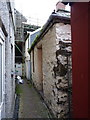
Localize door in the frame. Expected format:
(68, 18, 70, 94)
(37, 47, 43, 92)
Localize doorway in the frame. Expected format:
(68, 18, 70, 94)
(37, 46, 43, 92)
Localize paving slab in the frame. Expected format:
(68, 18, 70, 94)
(18, 79, 51, 118)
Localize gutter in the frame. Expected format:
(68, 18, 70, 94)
(28, 13, 70, 54)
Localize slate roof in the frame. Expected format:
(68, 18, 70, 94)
(30, 28, 41, 45)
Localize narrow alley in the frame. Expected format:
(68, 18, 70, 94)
(18, 79, 52, 118)
(1, 0, 89, 119)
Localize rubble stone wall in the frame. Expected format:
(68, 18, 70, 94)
(31, 40, 43, 91)
(52, 23, 72, 118)
(31, 23, 72, 118)
(42, 23, 72, 118)
(42, 25, 56, 109)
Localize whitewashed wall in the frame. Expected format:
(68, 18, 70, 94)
(0, 1, 15, 119)
(31, 23, 72, 118)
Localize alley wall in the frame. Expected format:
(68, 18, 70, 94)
(31, 22, 72, 118)
(0, 1, 15, 118)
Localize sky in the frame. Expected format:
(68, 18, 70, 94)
(15, 0, 70, 26)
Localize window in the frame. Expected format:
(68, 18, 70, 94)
(0, 42, 2, 104)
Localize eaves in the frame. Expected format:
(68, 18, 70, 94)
(28, 14, 70, 54)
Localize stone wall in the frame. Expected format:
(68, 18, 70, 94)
(52, 23, 72, 118)
(42, 25, 56, 109)
(0, 1, 15, 118)
(31, 40, 43, 91)
(31, 23, 72, 118)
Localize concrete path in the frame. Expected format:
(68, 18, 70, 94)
(18, 79, 51, 118)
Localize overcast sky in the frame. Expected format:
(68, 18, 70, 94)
(15, 0, 70, 26)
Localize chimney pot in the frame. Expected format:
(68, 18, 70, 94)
(56, 1, 65, 11)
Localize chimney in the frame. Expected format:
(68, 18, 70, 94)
(56, 1, 65, 11)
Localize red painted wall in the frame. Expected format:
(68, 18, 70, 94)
(89, 3, 90, 118)
(71, 3, 89, 118)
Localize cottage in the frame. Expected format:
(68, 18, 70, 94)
(0, 0, 15, 119)
(25, 28, 41, 80)
(29, 3, 72, 118)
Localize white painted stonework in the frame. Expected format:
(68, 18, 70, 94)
(31, 23, 72, 118)
(0, 1, 15, 119)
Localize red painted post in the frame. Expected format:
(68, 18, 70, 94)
(71, 2, 90, 118)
